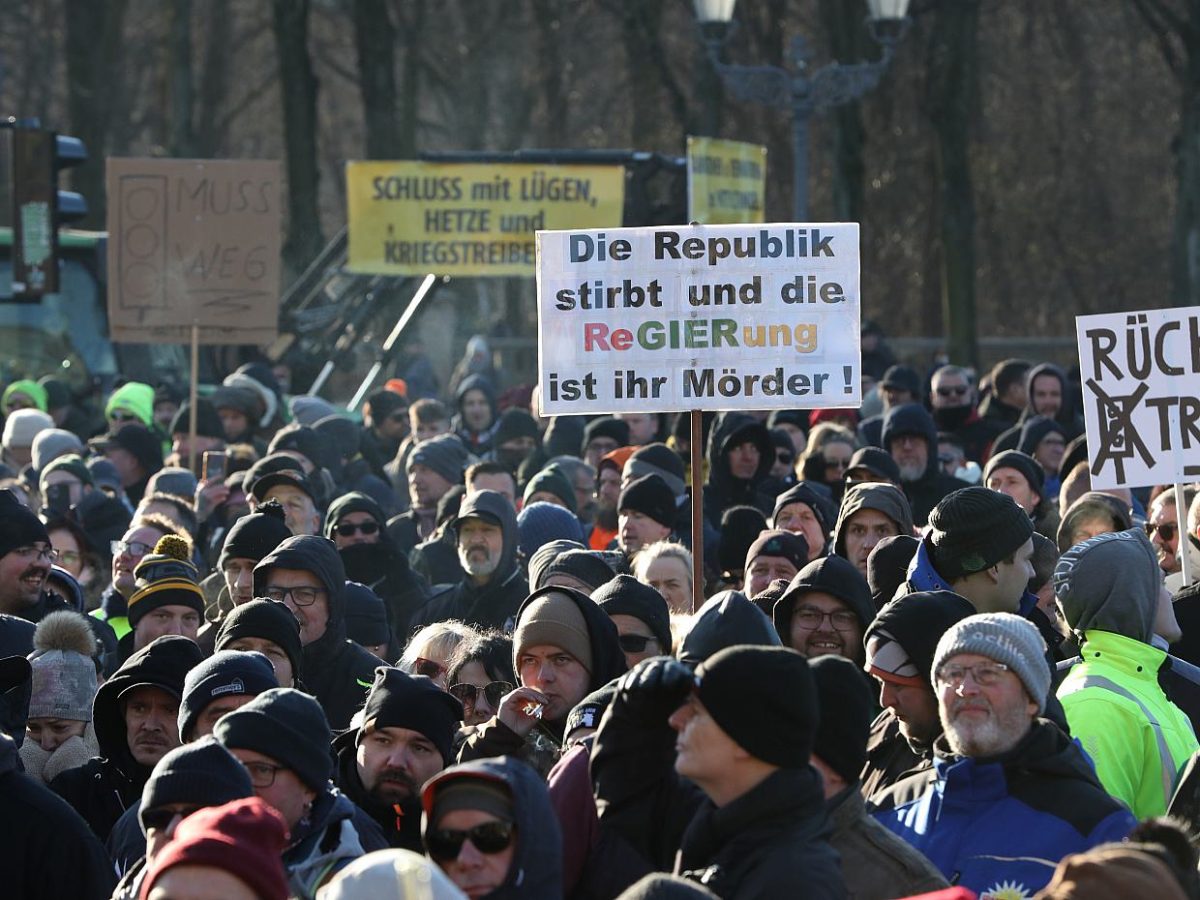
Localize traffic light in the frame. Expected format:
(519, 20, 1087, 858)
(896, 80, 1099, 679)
(2, 118, 88, 298)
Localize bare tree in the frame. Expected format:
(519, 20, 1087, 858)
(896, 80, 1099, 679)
(354, 0, 400, 158)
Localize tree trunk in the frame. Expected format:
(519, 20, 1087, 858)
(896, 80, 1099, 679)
(353, 0, 400, 158)
(168, 0, 196, 157)
(194, 0, 232, 157)
(819, 0, 867, 222)
(927, 0, 979, 368)
(63, 0, 129, 228)
(1173, 39, 1200, 305)
(272, 0, 324, 276)
(395, 0, 424, 158)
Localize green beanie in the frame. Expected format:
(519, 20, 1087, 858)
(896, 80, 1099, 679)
(105, 382, 155, 427)
(3, 380, 48, 414)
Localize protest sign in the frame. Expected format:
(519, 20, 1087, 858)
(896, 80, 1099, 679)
(1076, 306, 1200, 489)
(345, 162, 625, 277)
(536, 222, 860, 416)
(106, 158, 281, 344)
(687, 137, 767, 225)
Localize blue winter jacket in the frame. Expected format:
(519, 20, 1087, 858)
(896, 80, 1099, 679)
(869, 720, 1135, 897)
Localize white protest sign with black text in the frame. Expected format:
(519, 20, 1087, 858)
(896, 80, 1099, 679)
(536, 223, 860, 416)
(1076, 306, 1200, 489)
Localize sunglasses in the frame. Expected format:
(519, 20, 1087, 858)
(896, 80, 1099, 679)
(935, 385, 970, 398)
(335, 521, 379, 538)
(109, 411, 140, 423)
(617, 634, 657, 653)
(449, 681, 514, 709)
(776, 452, 794, 465)
(141, 805, 200, 832)
(414, 657, 446, 679)
(1146, 522, 1178, 541)
(426, 820, 516, 861)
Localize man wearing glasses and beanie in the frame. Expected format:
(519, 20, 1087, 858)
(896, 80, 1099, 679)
(870, 612, 1135, 898)
(334, 667, 462, 850)
(215, 687, 386, 894)
(253, 534, 383, 729)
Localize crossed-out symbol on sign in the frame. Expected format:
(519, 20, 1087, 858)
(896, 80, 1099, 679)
(1085, 379, 1154, 484)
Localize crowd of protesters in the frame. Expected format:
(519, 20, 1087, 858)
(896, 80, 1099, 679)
(0, 335, 1199, 899)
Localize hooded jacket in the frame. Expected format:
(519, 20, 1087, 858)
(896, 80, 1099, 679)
(773, 556, 875, 648)
(1019, 362, 1084, 439)
(702, 413, 774, 529)
(880, 404, 969, 526)
(1055, 529, 1200, 818)
(49, 635, 203, 841)
(452, 373, 500, 453)
(327, 492, 430, 651)
(871, 720, 1135, 898)
(0, 732, 116, 899)
(409, 490, 528, 633)
(832, 482, 914, 559)
(284, 785, 388, 895)
(459, 585, 627, 765)
(253, 536, 384, 730)
(423, 757, 563, 900)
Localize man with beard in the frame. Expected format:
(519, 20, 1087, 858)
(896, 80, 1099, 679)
(325, 492, 428, 654)
(387, 434, 470, 555)
(832, 482, 914, 578)
(881, 403, 969, 526)
(772, 555, 874, 666)
(588, 447, 634, 551)
(408, 490, 527, 633)
(928, 365, 1001, 463)
(870, 613, 1135, 898)
(334, 668, 462, 849)
(50, 635, 203, 841)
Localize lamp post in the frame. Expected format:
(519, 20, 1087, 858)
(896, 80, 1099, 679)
(694, 0, 911, 221)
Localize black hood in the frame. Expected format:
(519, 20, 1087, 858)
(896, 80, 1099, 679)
(771, 481, 836, 538)
(323, 491, 386, 537)
(864, 589, 976, 683)
(93, 635, 203, 778)
(453, 489, 520, 591)
(774, 555, 875, 640)
(705, 412, 773, 492)
(880, 403, 939, 480)
(1024, 362, 1077, 428)
(0, 655, 30, 749)
(422, 756, 562, 900)
(677, 590, 781, 668)
(833, 482, 915, 557)
(514, 585, 628, 693)
(254, 534, 349, 651)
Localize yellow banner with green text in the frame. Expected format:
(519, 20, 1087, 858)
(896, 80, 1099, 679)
(346, 161, 626, 276)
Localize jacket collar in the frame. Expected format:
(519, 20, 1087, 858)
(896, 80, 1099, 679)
(1078, 629, 1168, 678)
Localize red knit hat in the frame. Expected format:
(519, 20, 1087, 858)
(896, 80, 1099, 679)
(139, 797, 290, 900)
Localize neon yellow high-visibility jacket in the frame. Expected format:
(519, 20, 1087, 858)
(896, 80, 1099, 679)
(1058, 629, 1199, 818)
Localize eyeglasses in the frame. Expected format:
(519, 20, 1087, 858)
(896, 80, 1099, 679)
(1146, 522, 1178, 541)
(241, 761, 288, 788)
(425, 820, 517, 861)
(57, 550, 82, 567)
(617, 634, 658, 653)
(776, 452, 794, 466)
(334, 521, 380, 538)
(109, 411, 140, 423)
(935, 661, 1011, 689)
(262, 585, 325, 607)
(141, 805, 200, 832)
(824, 459, 849, 471)
(792, 606, 859, 631)
(112, 540, 153, 558)
(449, 680, 514, 709)
(414, 657, 446, 679)
(11, 545, 59, 564)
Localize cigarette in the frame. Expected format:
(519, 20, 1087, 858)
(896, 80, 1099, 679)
(522, 701, 544, 719)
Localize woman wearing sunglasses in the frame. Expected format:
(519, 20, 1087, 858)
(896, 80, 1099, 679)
(446, 631, 517, 728)
(422, 757, 561, 899)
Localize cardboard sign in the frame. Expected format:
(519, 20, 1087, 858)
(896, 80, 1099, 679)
(345, 161, 625, 276)
(537, 223, 860, 415)
(687, 136, 767, 225)
(106, 158, 281, 344)
(1076, 306, 1200, 489)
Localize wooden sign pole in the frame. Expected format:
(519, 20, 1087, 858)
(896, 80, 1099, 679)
(188, 323, 199, 473)
(690, 409, 704, 613)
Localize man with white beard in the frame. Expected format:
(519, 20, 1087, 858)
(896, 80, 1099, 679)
(408, 490, 527, 633)
(869, 613, 1135, 899)
(880, 403, 969, 527)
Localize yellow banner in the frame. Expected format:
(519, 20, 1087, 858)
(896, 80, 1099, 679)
(346, 162, 626, 276)
(687, 136, 767, 225)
